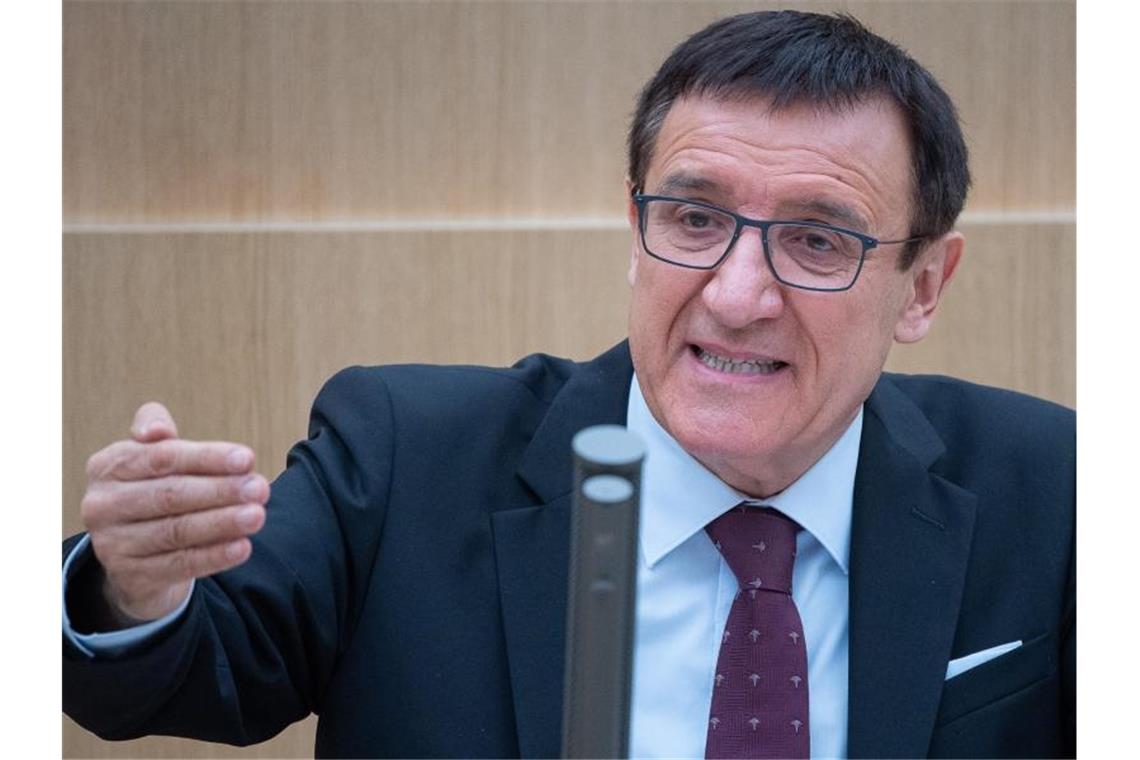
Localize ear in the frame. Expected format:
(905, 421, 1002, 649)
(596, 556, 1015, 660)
(894, 231, 964, 344)
(625, 178, 641, 287)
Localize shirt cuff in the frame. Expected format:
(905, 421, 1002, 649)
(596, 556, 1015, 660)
(62, 534, 194, 658)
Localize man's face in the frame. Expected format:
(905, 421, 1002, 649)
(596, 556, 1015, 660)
(626, 94, 961, 497)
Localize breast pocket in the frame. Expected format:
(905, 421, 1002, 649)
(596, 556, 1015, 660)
(934, 630, 1057, 726)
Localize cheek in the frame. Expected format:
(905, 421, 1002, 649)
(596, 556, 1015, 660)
(629, 288, 673, 371)
(630, 261, 696, 334)
(798, 297, 892, 384)
(628, 266, 709, 393)
(627, 241, 639, 288)
(627, 266, 664, 372)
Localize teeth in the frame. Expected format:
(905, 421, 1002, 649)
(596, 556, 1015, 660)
(697, 348, 783, 375)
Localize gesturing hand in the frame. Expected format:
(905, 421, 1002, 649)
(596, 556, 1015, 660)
(80, 402, 269, 623)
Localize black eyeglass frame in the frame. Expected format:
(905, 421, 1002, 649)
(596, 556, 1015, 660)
(632, 193, 928, 292)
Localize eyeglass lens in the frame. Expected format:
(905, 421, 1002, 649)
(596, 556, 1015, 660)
(641, 198, 864, 289)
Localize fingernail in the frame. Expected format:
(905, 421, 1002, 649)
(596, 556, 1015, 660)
(227, 448, 251, 471)
(225, 540, 247, 561)
(241, 475, 263, 501)
(237, 505, 262, 530)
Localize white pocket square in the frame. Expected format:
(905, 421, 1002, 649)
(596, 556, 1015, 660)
(945, 640, 1023, 680)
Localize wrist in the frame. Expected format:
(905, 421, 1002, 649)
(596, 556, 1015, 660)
(101, 576, 191, 628)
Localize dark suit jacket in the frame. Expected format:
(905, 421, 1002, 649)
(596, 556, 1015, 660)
(63, 340, 1075, 758)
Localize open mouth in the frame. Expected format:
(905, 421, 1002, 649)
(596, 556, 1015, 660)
(692, 345, 787, 375)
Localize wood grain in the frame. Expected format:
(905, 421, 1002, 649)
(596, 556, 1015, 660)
(63, 715, 318, 760)
(884, 221, 1077, 404)
(61, 227, 634, 538)
(64, 0, 1074, 222)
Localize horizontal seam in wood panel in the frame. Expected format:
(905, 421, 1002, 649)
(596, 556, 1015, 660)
(62, 210, 1076, 235)
(63, 218, 630, 235)
(957, 210, 1076, 225)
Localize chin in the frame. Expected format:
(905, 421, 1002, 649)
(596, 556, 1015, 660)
(664, 403, 782, 465)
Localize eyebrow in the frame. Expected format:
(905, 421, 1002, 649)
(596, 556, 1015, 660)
(653, 172, 727, 198)
(780, 199, 871, 234)
(650, 172, 872, 235)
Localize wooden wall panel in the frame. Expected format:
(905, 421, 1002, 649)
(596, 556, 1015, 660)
(62, 715, 317, 760)
(64, 0, 1074, 222)
(884, 221, 1076, 404)
(62, 228, 634, 539)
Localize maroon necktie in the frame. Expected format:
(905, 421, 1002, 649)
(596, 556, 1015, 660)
(704, 505, 810, 759)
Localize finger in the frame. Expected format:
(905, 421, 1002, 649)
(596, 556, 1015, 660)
(84, 473, 269, 525)
(130, 402, 179, 442)
(87, 439, 255, 482)
(102, 502, 266, 558)
(111, 538, 254, 588)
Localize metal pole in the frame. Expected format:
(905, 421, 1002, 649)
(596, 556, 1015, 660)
(561, 425, 646, 759)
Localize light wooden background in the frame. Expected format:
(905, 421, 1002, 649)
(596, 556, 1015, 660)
(63, 1, 1075, 757)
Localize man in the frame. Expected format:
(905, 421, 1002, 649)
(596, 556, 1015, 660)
(63, 10, 1075, 758)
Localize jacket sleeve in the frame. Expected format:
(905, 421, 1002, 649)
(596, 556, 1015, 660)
(62, 366, 394, 746)
(63, 534, 195, 657)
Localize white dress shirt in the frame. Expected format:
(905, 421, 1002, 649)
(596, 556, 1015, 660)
(627, 375, 859, 759)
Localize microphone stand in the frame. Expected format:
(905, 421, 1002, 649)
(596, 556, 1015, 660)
(560, 424, 646, 759)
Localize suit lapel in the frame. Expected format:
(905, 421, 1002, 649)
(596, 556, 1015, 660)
(491, 496, 573, 759)
(490, 341, 633, 758)
(846, 376, 978, 758)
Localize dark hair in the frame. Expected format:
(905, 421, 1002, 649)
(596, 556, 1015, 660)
(627, 11, 970, 268)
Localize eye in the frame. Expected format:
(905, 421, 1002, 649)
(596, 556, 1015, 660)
(800, 231, 837, 253)
(772, 224, 862, 267)
(678, 208, 716, 230)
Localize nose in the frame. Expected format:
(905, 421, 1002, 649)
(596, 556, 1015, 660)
(700, 226, 785, 328)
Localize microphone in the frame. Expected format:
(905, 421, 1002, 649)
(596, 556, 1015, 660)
(561, 424, 646, 759)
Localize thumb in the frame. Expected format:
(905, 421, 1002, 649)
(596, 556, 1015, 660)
(130, 401, 179, 443)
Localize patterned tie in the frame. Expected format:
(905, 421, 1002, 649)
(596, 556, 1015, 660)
(704, 505, 809, 759)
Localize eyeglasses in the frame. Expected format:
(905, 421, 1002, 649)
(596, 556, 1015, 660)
(632, 194, 927, 292)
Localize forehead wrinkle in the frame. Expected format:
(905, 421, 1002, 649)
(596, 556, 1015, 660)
(655, 136, 892, 203)
(647, 100, 910, 234)
(742, 124, 912, 232)
(654, 161, 878, 233)
(655, 171, 724, 197)
(746, 143, 896, 216)
(658, 114, 895, 192)
(772, 194, 871, 233)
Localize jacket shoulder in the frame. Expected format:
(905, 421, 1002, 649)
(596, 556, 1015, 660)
(309, 351, 585, 469)
(880, 372, 1074, 473)
(319, 350, 578, 420)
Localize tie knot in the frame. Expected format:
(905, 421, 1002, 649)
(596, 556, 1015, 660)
(706, 505, 799, 595)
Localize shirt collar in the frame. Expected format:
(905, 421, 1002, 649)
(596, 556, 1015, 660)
(627, 374, 859, 575)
